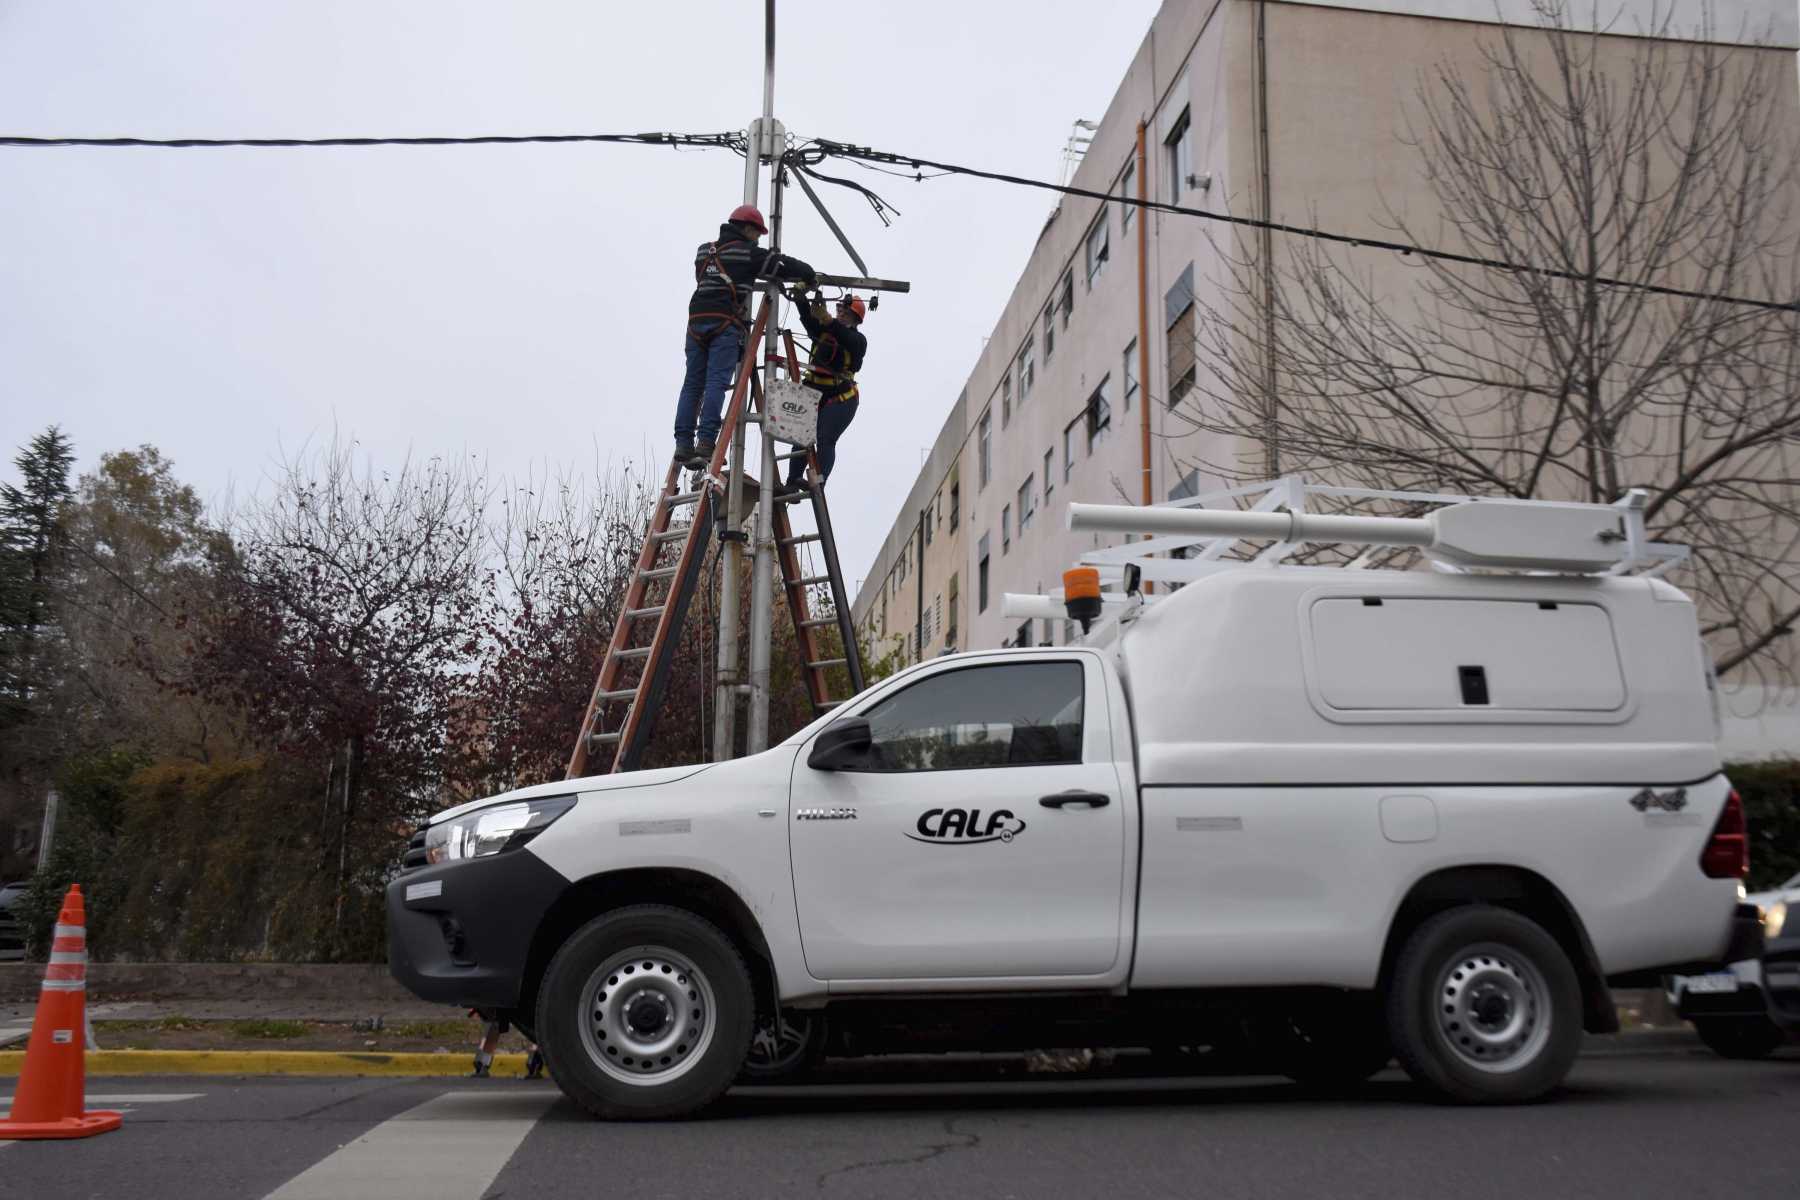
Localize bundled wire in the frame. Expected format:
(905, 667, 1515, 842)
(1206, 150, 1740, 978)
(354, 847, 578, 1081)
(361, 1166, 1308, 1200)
(0, 131, 744, 150)
(806, 138, 1800, 315)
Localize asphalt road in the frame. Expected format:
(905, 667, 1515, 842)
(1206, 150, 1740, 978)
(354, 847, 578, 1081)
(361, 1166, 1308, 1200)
(5, 1044, 1798, 1200)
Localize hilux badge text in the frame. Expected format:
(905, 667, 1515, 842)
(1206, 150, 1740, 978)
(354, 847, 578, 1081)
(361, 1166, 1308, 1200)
(908, 808, 1027, 845)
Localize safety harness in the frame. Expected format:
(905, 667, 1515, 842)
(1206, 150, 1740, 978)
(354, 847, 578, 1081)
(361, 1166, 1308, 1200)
(687, 241, 745, 344)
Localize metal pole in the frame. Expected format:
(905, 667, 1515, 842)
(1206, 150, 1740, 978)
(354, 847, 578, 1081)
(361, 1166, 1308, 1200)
(714, 115, 765, 761)
(745, 0, 781, 754)
(36, 789, 58, 870)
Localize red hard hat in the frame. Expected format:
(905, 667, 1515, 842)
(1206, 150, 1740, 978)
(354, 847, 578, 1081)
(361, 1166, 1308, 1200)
(838, 294, 867, 322)
(729, 204, 768, 234)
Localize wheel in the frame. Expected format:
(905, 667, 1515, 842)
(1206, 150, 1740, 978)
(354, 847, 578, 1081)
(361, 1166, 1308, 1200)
(739, 1010, 828, 1083)
(1269, 998, 1393, 1090)
(1386, 906, 1582, 1104)
(1693, 1016, 1785, 1060)
(535, 904, 754, 1120)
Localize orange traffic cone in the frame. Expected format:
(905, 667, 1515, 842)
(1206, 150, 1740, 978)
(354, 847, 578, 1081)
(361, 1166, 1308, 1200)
(0, 885, 121, 1140)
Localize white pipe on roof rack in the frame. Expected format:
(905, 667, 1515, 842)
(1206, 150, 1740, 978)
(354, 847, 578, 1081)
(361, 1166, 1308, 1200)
(1067, 503, 1432, 547)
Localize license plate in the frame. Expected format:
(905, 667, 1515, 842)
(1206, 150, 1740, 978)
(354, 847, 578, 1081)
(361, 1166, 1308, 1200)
(1685, 973, 1740, 994)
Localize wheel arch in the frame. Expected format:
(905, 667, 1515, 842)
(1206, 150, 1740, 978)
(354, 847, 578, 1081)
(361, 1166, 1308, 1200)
(1377, 864, 1618, 1034)
(518, 867, 780, 1034)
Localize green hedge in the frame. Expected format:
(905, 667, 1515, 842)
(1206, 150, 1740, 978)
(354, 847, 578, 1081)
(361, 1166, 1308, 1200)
(1731, 759, 1800, 893)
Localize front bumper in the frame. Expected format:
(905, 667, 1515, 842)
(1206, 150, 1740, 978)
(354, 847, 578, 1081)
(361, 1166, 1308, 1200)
(386, 848, 567, 1010)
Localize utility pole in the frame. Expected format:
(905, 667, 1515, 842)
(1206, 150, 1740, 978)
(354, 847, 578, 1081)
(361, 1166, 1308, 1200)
(715, 0, 784, 759)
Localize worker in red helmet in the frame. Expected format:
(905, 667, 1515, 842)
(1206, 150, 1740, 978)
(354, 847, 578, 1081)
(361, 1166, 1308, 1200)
(776, 289, 868, 500)
(674, 204, 817, 468)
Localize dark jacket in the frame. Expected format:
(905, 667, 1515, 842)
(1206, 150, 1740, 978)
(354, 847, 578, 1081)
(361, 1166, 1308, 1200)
(688, 224, 815, 328)
(798, 299, 868, 402)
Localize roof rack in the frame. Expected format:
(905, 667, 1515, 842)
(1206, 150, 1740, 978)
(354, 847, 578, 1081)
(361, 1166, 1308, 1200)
(1001, 477, 1689, 634)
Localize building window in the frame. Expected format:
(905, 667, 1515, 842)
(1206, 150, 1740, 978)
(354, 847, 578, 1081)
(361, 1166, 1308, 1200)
(1017, 338, 1035, 401)
(1018, 475, 1036, 531)
(978, 409, 992, 487)
(1062, 422, 1075, 483)
(1165, 107, 1192, 205)
(1165, 264, 1197, 409)
(1000, 372, 1012, 427)
(1043, 303, 1056, 362)
(978, 535, 990, 612)
(1120, 160, 1136, 233)
(1169, 468, 1201, 502)
(1085, 216, 1110, 287)
(1043, 449, 1054, 500)
(1059, 271, 1074, 328)
(949, 479, 960, 531)
(1086, 377, 1112, 453)
(1123, 339, 1139, 411)
(1002, 504, 1012, 553)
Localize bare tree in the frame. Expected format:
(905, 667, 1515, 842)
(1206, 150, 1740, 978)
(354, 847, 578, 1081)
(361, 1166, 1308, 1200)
(1180, 2, 1800, 682)
(196, 440, 492, 955)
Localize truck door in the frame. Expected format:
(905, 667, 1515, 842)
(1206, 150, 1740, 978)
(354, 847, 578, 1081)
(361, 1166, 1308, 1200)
(790, 656, 1127, 981)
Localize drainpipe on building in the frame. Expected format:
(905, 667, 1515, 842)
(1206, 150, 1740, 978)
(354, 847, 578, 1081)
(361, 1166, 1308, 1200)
(914, 507, 926, 661)
(1254, 1, 1281, 477)
(1136, 119, 1155, 595)
(1136, 119, 1153, 509)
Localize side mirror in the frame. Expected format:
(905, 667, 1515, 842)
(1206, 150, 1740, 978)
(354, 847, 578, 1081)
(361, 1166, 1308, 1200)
(808, 717, 873, 771)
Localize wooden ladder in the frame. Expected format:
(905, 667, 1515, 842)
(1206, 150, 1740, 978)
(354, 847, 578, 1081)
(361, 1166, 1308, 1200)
(564, 303, 865, 776)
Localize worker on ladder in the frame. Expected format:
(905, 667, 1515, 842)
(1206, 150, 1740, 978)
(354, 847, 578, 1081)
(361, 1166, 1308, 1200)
(775, 289, 868, 501)
(675, 204, 817, 468)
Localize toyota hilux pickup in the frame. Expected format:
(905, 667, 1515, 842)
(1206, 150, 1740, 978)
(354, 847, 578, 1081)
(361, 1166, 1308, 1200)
(388, 495, 1761, 1118)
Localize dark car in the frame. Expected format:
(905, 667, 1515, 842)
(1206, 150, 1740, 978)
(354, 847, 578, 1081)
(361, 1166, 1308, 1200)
(1667, 874, 1798, 1058)
(0, 880, 27, 963)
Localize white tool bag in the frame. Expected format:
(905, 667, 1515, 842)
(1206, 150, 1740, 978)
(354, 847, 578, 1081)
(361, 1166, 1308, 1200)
(763, 378, 819, 447)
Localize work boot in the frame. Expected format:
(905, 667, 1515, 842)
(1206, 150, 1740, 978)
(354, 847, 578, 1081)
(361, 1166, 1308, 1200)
(692, 440, 716, 467)
(469, 1059, 491, 1079)
(774, 480, 810, 504)
(525, 1048, 545, 1079)
(673, 439, 696, 466)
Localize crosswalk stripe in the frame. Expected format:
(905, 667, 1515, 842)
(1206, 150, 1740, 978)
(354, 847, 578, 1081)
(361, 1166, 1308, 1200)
(1, 1091, 202, 1119)
(0, 1093, 202, 1105)
(261, 1090, 556, 1200)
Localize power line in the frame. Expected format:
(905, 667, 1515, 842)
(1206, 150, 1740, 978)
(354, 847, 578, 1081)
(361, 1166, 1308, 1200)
(0, 131, 743, 150)
(802, 139, 1800, 315)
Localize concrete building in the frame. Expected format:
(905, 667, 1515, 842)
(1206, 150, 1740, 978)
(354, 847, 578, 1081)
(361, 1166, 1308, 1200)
(849, 0, 1800, 756)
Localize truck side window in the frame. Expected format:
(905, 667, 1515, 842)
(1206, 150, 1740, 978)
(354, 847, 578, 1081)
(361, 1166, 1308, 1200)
(860, 662, 1084, 772)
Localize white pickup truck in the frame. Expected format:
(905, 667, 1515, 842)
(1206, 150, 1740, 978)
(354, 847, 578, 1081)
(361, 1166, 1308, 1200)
(388, 491, 1761, 1118)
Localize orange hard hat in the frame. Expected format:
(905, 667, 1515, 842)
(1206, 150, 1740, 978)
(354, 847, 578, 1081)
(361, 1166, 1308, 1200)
(729, 204, 768, 234)
(838, 294, 867, 322)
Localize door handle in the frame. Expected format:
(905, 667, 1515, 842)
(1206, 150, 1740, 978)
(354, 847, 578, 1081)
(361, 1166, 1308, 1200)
(1039, 790, 1111, 809)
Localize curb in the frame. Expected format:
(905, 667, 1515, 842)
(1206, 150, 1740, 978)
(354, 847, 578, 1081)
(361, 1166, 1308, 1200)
(0, 1050, 533, 1079)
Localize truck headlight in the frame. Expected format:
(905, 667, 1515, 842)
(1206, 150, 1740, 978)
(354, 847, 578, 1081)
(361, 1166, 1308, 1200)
(425, 795, 576, 864)
(1764, 900, 1787, 941)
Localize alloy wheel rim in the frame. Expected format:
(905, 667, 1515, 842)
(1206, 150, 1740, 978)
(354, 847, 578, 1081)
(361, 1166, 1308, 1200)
(746, 1012, 816, 1072)
(578, 945, 716, 1086)
(1433, 941, 1552, 1073)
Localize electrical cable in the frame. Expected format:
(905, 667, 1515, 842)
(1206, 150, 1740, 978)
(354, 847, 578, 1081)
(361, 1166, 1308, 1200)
(0, 131, 743, 150)
(807, 138, 1800, 315)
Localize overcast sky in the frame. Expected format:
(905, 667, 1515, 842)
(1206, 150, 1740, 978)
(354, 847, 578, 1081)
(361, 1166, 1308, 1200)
(0, 0, 1164, 590)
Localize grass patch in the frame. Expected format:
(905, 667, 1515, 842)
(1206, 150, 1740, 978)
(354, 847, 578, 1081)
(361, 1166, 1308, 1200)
(386, 1019, 475, 1041)
(229, 1019, 309, 1040)
(94, 1015, 207, 1033)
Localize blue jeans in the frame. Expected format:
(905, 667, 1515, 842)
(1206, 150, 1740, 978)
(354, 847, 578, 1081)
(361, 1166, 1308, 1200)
(787, 396, 859, 486)
(674, 319, 743, 445)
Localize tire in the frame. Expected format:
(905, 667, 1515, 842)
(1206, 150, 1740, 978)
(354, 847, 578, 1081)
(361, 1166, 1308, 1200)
(536, 904, 754, 1120)
(1386, 905, 1582, 1104)
(1270, 998, 1393, 1091)
(738, 1010, 828, 1084)
(1693, 1016, 1785, 1060)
